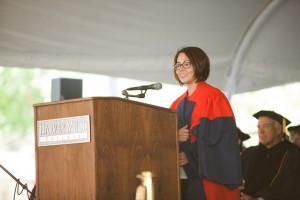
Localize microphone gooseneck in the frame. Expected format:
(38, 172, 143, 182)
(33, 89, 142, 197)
(122, 82, 162, 99)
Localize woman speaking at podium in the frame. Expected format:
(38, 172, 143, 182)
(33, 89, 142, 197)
(170, 46, 242, 200)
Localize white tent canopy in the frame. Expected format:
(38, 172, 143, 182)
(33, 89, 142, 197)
(0, 0, 299, 98)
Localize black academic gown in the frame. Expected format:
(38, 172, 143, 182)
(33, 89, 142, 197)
(241, 140, 300, 200)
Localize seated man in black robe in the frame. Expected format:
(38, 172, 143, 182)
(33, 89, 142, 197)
(288, 124, 300, 148)
(240, 110, 300, 200)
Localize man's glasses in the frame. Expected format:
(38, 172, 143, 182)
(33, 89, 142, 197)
(257, 124, 274, 130)
(174, 61, 192, 71)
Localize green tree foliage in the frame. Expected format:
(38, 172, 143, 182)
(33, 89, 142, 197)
(0, 67, 45, 137)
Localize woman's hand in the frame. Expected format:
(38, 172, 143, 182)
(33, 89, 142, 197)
(178, 125, 189, 142)
(240, 192, 257, 200)
(179, 152, 188, 166)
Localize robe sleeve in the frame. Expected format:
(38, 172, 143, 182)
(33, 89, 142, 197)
(192, 90, 242, 187)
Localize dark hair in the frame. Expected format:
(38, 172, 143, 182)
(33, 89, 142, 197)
(173, 46, 210, 85)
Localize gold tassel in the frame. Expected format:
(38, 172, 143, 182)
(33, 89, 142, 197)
(282, 118, 286, 133)
(282, 118, 288, 140)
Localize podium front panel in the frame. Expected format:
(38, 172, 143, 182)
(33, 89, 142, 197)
(34, 97, 180, 200)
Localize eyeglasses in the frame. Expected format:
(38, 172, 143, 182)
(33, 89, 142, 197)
(258, 124, 274, 129)
(174, 61, 192, 71)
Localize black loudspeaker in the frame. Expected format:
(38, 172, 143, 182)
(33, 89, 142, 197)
(51, 78, 82, 101)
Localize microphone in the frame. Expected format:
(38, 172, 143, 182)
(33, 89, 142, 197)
(125, 83, 162, 91)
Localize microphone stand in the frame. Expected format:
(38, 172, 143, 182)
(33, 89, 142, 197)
(0, 163, 35, 198)
(122, 90, 146, 99)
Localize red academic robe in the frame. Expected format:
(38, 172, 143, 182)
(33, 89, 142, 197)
(170, 82, 242, 200)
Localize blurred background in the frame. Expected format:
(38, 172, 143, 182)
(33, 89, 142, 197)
(1, 0, 300, 199)
(0, 67, 299, 199)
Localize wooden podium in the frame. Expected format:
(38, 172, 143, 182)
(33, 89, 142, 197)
(34, 97, 180, 200)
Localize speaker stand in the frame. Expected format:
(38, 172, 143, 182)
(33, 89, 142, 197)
(0, 163, 35, 199)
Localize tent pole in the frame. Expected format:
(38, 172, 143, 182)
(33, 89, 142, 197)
(224, 0, 285, 100)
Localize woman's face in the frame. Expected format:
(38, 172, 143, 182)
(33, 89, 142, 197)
(175, 52, 196, 85)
